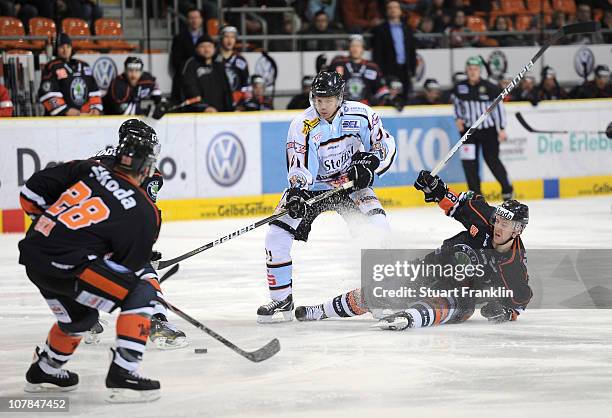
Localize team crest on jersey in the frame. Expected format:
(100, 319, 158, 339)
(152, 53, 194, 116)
(70, 77, 87, 106)
(147, 180, 159, 201)
(302, 117, 320, 135)
(346, 76, 365, 100)
(469, 225, 479, 237)
(342, 119, 360, 132)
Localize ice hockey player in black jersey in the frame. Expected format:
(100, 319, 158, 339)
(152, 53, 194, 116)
(88, 119, 187, 349)
(38, 33, 103, 116)
(295, 170, 532, 331)
(103, 57, 163, 116)
(18, 130, 163, 402)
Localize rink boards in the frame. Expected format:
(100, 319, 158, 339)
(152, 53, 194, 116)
(0, 99, 610, 232)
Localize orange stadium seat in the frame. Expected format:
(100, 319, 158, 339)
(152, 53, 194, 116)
(28, 17, 56, 50)
(466, 16, 499, 46)
(515, 15, 534, 31)
(592, 8, 603, 22)
(207, 18, 219, 37)
(0, 16, 35, 51)
(94, 18, 136, 51)
(552, 0, 576, 14)
(500, 0, 528, 14)
(527, 0, 552, 13)
(62, 18, 102, 50)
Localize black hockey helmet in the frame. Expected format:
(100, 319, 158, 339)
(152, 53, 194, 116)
(117, 119, 160, 157)
(114, 132, 158, 180)
(494, 199, 529, 231)
(311, 70, 345, 99)
(124, 56, 144, 72)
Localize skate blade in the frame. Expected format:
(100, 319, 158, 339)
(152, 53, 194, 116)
(257, 310, 294, 324)
(152, 336, 189, 350)
(371, 317, 410, 331)
(24, 382, 78, 393)
(106, 388, 161, 403)
(84, 333, 101, 345)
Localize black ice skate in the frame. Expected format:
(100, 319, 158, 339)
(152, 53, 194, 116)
(373, 311, 414, 331)
(295, 304, 328, 321)
(257, 294, 294, 323)
(105, 349, 160, 403)
(24, 347, 79, 393)
(149, 314, 188, 350)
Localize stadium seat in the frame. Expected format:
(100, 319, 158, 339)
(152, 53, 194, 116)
(552, 0, 576, 14)
(500, 0, 528, 14)
(207, 18, 219, 37)
(526, 0, 552, 13)
(515, 15, 534, 31)
(0, 16, 35, 51)
(466, 16, 499, 47)
(28, 17, 56, 50)
(94, 18, 136, 51)
(62, 18, 103, 50)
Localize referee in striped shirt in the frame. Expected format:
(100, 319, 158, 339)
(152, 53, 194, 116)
(451, 56, 513, 201)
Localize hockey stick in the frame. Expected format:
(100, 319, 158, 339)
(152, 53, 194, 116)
(154, 181, 354, 270)
(515, 112, 606, 135)
(168, 96, 201, 112)
(161, 298, 281, 362)
(430, 20, 601, 177)
(159, 263, 180, 284)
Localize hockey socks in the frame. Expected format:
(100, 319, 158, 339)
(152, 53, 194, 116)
(323, 289, 369, 318)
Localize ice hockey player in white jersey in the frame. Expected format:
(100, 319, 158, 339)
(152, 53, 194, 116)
(257, 70, 397, 323)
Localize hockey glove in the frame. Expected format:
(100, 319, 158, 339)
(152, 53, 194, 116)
(151, 250, 162, 262)
(480, 301, 515, 323)
(347, 152, 380, 191)
(152, 100, 169, 120)
(414, 170, 447, 203)
(285, 188, 310, 219)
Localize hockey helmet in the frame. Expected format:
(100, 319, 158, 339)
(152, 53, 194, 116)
(114, 131, 158, 180)
(493, 199, 529, 231)
(117, 119, 160, 158)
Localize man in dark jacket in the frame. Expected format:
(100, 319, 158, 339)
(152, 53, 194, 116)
(170, 8, 206, 101)
(181, 35, 233, 112)
(371, 0, 417, 96)
(570, 65, 611, 99)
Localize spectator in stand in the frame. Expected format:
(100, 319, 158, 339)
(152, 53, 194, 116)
(372, 0, 417, 95)
(415, 16, 440, 48)
(237, 74, 273, 111)
(377, 76, 405, 110)
(411, 78, 445, 105)
(340, 0, 383, 32)
(170, 8, 206, 101)
(300, 10, 340, 51)
(287, 75, 314, 109)
(493, 16, 522, 47)
(534, 66, 568, 101)
(0, 1, 39, 27)
(570, 65, 612, 99)
(417, 0, 451, 32)
(0, 84, 13, 117)
(509, 72, 536, 102)
(447, 0, 473, 16)
(53, 0, 103, 27)
(570, 4, 604, 44)
(600, 10, 612, 44)
(306, 0, 338, 23)
(546, 11, 571, 45)
(446, 9, 470, 48)
(38, 33, 103, 116)
(181, 35, 233, 112)
(330, 34, 387, 105)
(225, 0, 286, 43)
(217, 26, 250, 107)
(103, 57, 162, 116)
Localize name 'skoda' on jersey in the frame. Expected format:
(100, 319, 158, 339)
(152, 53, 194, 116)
(286, 101, 396, 189)
(19, 160, 160, 275)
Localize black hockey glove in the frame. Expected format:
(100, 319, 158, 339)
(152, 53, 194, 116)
(152, 100, 169, 120)
(414, 170, 447, 203)
(285, 188, 310, 219)
(480, 302, 514, 323)
(347, 152, 380, 191)
(151, 250, 162, 262)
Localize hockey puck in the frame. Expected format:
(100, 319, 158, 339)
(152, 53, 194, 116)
(194, 348, 207, 354)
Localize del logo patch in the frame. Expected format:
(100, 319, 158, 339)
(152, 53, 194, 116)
(342, 120, 360, 131)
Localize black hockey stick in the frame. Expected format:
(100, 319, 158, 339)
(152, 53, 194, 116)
(431, 20, 601, 176)
(161, 298, 280, 362)
(159, 263, 180, 284)
(515, 112, 606, 135)
(153, 181, 354, 270)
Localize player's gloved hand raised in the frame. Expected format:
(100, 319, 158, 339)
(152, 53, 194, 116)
(151, 250, 162, 262)
(414, 170, 447, 203)
(285, 188, 310, 219)
(480, 301, 515, 323)
(347, 152, 380, 191)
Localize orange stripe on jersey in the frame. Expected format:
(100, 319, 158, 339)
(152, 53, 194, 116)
(116, 313, 150, 342)
(19, 195, 42, 216)
(48, 323, 82, 355)
(43, 97, 66, 111)
(468, 199, 491, 226)
(88, 95, 102, 105)
(147, 278, 161, 292)
(78, 268, 129, 300)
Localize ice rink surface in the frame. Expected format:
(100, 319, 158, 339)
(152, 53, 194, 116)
(1, 196, 611, 418)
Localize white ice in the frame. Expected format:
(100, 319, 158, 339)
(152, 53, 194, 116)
(1, 196, 611, 418)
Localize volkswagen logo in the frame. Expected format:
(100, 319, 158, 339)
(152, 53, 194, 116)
(574, 47, 594, 78)
(93, 56, 117, 90)
(206, 132, 246, 187)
